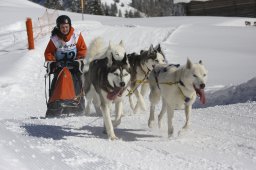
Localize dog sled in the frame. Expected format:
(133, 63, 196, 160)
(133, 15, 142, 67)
(44, 60, 85, 117)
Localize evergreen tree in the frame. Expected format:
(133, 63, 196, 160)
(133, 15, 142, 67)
(44, 0, 63, 10)
(130, 0, 176, 17)
(86, 0, 104, 15)
(128, 10, 134, 18)
(118, 9, 122, 17)
(64, 0, 80, 12)
(124, 10, 129, 18)
(133, 10, 141, 18)
(102, 3, 110, 16)
(109, 3, 118, 16)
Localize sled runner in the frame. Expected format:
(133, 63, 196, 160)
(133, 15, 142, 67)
(44, 60, 85, 117)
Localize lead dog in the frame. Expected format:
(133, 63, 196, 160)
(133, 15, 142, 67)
(148, 59, 208, 137)
(83, 38, 131, 140)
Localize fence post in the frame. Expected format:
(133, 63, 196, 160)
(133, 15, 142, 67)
(26, 18, 34, 50)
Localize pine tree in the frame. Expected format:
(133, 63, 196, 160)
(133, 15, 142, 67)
(109, 3, 118, 16)
(133, 10, 141, 18)
(118, 9, 122, 17)
(128, 10, 134, 18)
(86, 0, 104, 15)
(64, 0, 80, 12)
(44, 0, 63, 10)
(124, 10, 129, 18)
(102, 3, 110, 16)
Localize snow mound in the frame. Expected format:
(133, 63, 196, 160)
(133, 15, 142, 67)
(194, 77, 256, 108)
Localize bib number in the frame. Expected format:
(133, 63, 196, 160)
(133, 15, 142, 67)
(55, 50, 77, 61)
(61, 51, 76, 60)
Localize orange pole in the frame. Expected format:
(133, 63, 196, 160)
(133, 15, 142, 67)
(26, 18, 34, 50)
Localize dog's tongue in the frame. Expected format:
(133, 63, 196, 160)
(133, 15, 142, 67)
(195, 88, 206, 104)
(107, 87, 123, 100)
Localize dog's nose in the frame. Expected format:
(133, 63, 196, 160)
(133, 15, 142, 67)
(120, 82, 125, 87)
(200, 83, 205, 89)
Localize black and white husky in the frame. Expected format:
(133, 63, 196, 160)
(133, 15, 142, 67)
(83, 38, 131, 140)
(127, 44, 166, 113)
(148, 59, 208, 137)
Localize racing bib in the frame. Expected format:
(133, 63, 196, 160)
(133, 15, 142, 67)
(51, 31, 80, 61)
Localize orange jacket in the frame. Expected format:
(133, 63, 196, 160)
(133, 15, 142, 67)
(44, 27, 87, 61)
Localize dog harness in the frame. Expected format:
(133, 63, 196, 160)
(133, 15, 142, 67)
(153, 64, 192, 103)
(127, 69, 150, 96)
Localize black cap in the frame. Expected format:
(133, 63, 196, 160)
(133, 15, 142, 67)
(56, 15, 71, 29)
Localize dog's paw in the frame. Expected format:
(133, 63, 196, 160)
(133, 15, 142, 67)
(134, 104, 140, 114)
(148, 120, 154, 128)
(112, 119, 121, 127)
(182, 123, 190, 129)
(109, 136, 119, 140)
(158, 121, 162, 129)
(168, 127, 174, 138)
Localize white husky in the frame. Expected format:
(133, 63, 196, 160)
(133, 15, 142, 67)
(83, 37, 131, 140)
(148, 59, 208, 137)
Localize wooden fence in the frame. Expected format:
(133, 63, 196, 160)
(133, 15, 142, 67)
(185, 0, 256, 17)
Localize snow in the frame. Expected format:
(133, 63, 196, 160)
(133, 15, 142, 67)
(0, 0, 256, 169)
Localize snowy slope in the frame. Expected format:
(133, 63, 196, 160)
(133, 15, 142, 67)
(0, 0, 256, 170)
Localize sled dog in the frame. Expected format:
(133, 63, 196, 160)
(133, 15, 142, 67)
(148, 59, 208, 137)
(83, 38, 131, 140)
(127, 44, 166, 113)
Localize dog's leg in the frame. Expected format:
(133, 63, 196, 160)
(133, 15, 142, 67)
(148, 87, 161, 128)
(112, 101, 123, 127)
(178, 105, 192, 136)
(93, 100, 102, 115)
(101, 103, 118, 140)
(167, 105, 174, 137)
(140, 83, 149, 96)
(183, 105, 191, 129)
(148, 104, 155, 128)
(85, 99, 91, 116)
(129, 94, 135, 111)
(134, 89, 146, 113)
(84, 86, 93, 116)
(158, 99, 167, 128)
(93, 91, 102, 115)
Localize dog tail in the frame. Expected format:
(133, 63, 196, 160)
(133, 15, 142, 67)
(88, 37, 105, 62)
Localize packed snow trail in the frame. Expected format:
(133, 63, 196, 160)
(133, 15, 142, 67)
(1, 102, 256, 169)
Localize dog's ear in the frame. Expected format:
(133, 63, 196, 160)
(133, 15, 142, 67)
(186, 58, 193, 69)
(122, 53, 127, 64)
(111, 53, 117, 64)
(119, 40, 124, 47)
(155, 44, 161, 52)
(199, 60, 203, 65)
(148, 44, 154, 54)
(108, 41, 113, 49)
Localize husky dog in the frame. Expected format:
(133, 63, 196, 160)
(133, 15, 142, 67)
(127, 44, 166, 113)
(83, 38, 131, 140)
(148, 59, 208, 137)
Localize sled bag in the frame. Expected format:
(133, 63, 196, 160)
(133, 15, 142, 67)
(49, 67, 76, 103)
